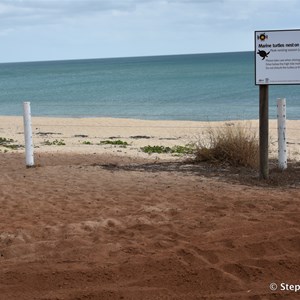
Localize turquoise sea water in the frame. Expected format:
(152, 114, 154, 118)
(1, 52, 300, 121)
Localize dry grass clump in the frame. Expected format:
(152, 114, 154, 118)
(194, 123, 259, 168)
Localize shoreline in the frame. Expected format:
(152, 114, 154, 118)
(1, 116, 299, 161)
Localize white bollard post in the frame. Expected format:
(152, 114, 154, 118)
(23, 102, 35, 167)
(277, 98, 287, 170)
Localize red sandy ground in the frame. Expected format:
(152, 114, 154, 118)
(0, 153, 299, 300)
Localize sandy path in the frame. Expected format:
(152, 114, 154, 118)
(0, 153, 299, 299)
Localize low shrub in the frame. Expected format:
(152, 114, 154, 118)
(194, 124, 259, 168)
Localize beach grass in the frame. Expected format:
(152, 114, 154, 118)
(194, 124, 259, 168)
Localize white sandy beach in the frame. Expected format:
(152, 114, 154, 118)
(0, 116, 299, 161)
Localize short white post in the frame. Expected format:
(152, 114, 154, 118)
(277, 98, 287, 170)
(23, 102, 35, 167)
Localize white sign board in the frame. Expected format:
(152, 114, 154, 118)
(255, 29, 300, 85)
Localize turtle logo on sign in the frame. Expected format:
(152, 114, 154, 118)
(257, 50, 270, 60)
(257, 33, 268, 41)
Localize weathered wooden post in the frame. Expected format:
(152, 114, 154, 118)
(259, 85, 269, 179)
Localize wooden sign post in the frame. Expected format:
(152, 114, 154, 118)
(259, 85, 269, 179)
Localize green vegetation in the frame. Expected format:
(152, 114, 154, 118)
(194, 124, 259, 168)
(99, 140, 129, 147)
(0, 137, 14, 144)
(44, 139, 66, 146)
(82, 139, 130, 147)
(141, 144, 194, 155)
(171, 145, 195, 154)
(0, 137, 23, 150)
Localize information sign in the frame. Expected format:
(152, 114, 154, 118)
(255, 29, 300, 85)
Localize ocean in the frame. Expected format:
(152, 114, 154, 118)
(1, 52, 300, 121)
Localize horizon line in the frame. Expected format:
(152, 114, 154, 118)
(0, 50, 253, 65)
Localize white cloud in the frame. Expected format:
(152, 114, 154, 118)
(0, 1, 135, 28)
(1, 0, 300, 62)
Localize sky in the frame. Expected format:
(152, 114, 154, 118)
(0, 0, 299, 63)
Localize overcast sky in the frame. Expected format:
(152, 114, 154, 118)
(0, 0, 299, 63)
